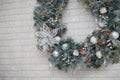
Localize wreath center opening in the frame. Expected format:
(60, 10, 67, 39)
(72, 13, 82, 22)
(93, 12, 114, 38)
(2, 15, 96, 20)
(62, 0, 97, 42)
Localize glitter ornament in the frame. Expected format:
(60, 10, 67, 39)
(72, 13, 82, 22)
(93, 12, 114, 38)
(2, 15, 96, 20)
(73, 50, 79, 56)
(55, 36, 61, 42)
(100, 7, 107, 14)
(62, 43, 69, 50)
(96, 51, 102, 59)
(111, 31, 119, 39)
(90, 36, 97, 44)
(52, 50, 59, 57)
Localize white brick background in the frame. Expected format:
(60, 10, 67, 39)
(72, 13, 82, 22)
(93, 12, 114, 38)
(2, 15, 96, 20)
(0, 0, 120, 80)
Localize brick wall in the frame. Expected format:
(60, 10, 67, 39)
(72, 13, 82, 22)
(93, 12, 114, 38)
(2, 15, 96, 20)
(0, 0, 119, 80)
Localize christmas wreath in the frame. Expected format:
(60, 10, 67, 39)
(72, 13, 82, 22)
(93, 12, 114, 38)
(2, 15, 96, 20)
(33, 0, 120, 71)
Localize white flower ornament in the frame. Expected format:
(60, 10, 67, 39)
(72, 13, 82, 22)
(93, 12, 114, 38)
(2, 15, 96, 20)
(35, 24, 59, 52)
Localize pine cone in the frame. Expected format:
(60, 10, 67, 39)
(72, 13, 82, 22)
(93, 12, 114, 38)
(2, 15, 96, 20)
(97, 39, 103, 46)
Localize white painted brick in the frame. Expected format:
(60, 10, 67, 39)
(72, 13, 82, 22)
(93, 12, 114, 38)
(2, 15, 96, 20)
(0, 33, 34, 40)
(0, 0, 119, 80)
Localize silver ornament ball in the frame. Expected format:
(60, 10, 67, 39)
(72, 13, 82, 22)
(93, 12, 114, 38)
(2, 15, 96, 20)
(52, 50, 59, 57)
(100, 7, 107, 14)
(62, 43, 69, 50)
(111, 31, 119, 39)
(73, 50, 79, 56)
(55, 36, 61, 42)
(90, 36, 97, 44)
(96, 51, 102, 59)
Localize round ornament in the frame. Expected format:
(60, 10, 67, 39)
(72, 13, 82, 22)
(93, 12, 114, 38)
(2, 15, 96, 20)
(52, 50, 59, 57)
(62, 43, 69, 50)
(96, 51, 102, 59)
(100, 7, 107, 14)
(55, 36, 61, 42)
(90, 36, 97, 44)
(73, 50, 79, 56)
(111, 31, 119, 39)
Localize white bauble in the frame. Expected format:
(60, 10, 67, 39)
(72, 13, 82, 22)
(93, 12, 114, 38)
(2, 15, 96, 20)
(96, 51, 102, 59)
(111, 31, 119, 39)
(100, 7, 107, 14)
(62, 43, 69, 50)
(52, 50, 59, 57)
(73, 50, 79, 56)
(90, 36, 97, 44)
(55, 36, 61, 42)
